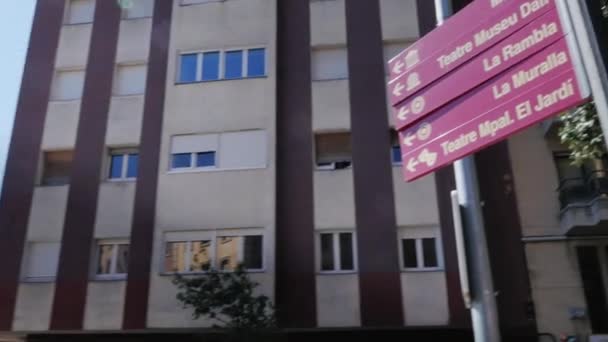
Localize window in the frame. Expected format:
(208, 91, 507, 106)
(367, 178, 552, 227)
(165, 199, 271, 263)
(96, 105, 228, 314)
(41, 151, 73, 186)
(114, 64, 147, 96)
(391, 130, 402, 165)
(66, 0, 95, 24)
(109, 149, 139, 180)
(164, 231, 264, 273)
(315, 132, 352, 170)
(170, 130, 267, 171)
(24, 242, 61, 281)
(401, 237, 441, 271)
(51, 70, 85, 101)
(319, 232, 356, 273)
(95, 240, 129, 279)
(311, 48, 349, 81)
(178, 48, 266, 83)
(122, 0, 154, 19)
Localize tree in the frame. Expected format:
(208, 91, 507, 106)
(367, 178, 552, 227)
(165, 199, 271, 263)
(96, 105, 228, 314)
(173, 265, 276, 331)
(558, 101, 606, 165)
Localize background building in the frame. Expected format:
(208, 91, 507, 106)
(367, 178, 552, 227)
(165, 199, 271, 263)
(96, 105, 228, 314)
(0, 0, 605, 340)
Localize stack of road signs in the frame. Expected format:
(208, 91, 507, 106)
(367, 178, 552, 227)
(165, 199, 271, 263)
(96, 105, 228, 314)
(388, 0, 591, 181)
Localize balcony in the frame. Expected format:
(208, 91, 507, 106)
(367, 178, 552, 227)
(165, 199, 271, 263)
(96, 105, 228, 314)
(559, 170, 608, 235)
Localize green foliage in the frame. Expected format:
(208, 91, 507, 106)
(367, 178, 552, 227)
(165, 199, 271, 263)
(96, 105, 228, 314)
(558, 101, 606, 165)
(173, 265, 276, 331)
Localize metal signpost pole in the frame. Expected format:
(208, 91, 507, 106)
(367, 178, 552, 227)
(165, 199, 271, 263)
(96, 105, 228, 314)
(434, 1, 501, 341)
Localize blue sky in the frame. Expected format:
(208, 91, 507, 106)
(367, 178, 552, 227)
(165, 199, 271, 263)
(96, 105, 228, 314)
(0, 1, 36, 189)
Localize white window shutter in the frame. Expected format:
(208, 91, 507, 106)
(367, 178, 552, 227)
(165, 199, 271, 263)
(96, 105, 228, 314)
(51, 70, 85, 101)
(114, 64, 147, 96)
(311, 48, 349, 81)
(25, 242, 61, 278)
(67, 0, 95, 24)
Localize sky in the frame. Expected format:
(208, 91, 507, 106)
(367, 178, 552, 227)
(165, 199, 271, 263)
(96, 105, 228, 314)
(0, 1, 36, 189)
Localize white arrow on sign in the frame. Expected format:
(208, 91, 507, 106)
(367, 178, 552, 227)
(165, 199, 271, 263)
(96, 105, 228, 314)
(393, 60, 405, 75)
(406, 157, 419, 172)
(397, 106, 410, 121)
(392, 82, 405, 97)
(402, 133, 416, 147)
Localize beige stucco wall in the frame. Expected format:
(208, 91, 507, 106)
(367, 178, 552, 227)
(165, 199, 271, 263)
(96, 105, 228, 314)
(83, 282, 126, 330)
(401, 272, 449, 326)
(106, 96, 144, 147)
(116, 17, 152, 64)
(380, 0, 419, 42)
(310, 0, 346, 47)
(312, 80, 351, 131)
(12, 284, 55, 332)
(27, 186, 69, 241)
(42, 101, 81, 150)
(393, 169, 439, 227)
(314, 170, 356, 229)
(94, 182, 135, 239)
(147, 0, 277, 327)
(316, 274, 361, 327)
(55, 24, 92, 70)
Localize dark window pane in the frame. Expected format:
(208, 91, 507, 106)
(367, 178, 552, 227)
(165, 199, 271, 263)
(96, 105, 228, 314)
(320, 234, 334, 271)
(225, 50, 243, 79)
(244, 236, 263, 269)
(392, 146, 402, 164)
(202, 51, 220, 81)
(402, 239, 418, 268)
(247, 48, 265, 77)
(116, 244, 129, 274)
(422, 238, 438, 268)
(109, 155, 123, 179)
(126, 154, 138, 178)
(196, 151, 216, 167)
(179, 54, 198, 83)
(172, 153, 192, 169)
(339, 233, 354, 270)
(97, 245, 114, 275)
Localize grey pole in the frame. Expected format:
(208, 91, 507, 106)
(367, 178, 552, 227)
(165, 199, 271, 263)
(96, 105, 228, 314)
(434, 1, 502, 341)
(562, 0, 608, 152)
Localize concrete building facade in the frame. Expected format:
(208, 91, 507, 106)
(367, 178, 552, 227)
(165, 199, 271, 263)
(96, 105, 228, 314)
(0, 0, 606, 340)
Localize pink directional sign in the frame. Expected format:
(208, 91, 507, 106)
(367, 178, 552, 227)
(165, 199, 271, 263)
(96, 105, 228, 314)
(388, 0, 512, 79)
(388, 0, 556, 106)
(399, 37, 574, 152)
(401, 68, 586, 181)
(394, 9, 567, 131)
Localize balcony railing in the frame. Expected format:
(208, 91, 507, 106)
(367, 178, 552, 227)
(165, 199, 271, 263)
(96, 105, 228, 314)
(558, 170, 608, 209)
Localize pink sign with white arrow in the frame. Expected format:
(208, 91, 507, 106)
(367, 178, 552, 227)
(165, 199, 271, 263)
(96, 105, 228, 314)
(388, 0, 512, 79)
(401, 68, 586, 181)
(388, 0, 556, 106)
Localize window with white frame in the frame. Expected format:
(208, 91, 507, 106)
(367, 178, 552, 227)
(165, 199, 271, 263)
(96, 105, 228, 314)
(318, 232, 356, 273)
(114, 64, 147, 96)
(51, 70, 85, 101)
(108, 148, 139, 180)
(95, 240, 129, 279)
(400, 237, 442, 271)
(315, 132, 352, 170)
(311, 47, 349, 81)
(122, 0, 154, 19)
(23, 242, 61, 281)
(163, 231, 264, 273)
(178, 48, 266, 83)
(66, 0, 95, 25)
(391, 130, 402, 165)
(169, 130, 267, 171)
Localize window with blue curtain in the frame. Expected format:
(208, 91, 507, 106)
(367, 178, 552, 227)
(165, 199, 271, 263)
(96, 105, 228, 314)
(196, 151, 216, 167)
(126, 154, 139, 178)
(392, 146, 402, 164)
(179, 54, 198, 83)
(202, 51, 220, 81)
(247, 49, 265, 77)
(224, 51, 243, 79)
(172, 153, 192, 169)
(109, 155, 123, 179)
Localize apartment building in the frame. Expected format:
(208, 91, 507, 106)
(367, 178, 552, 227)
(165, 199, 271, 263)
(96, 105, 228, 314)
(0, 0, 605, 340)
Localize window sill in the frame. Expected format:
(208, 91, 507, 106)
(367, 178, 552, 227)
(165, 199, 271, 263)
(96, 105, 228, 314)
(36, 184, 70, 188)
(317, 271, 358, 275)
(401, 268, 444, 273)
(312, 77, 349, 82)
(112, 93, 145, 99)
(121, 16, 153, 21)
(315, 168, 352, 172)
(49, 98, 81, 103)
(179, 0, 228, 7)
(63, 22, 93, 27)
(92, 275, 127, 282)
(106, 178, 137, 183)
(21, 277, 56, 284)
(175, 75, 268, 86)
(167, 166, 267, 175)
(160, 269, 266, 277)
